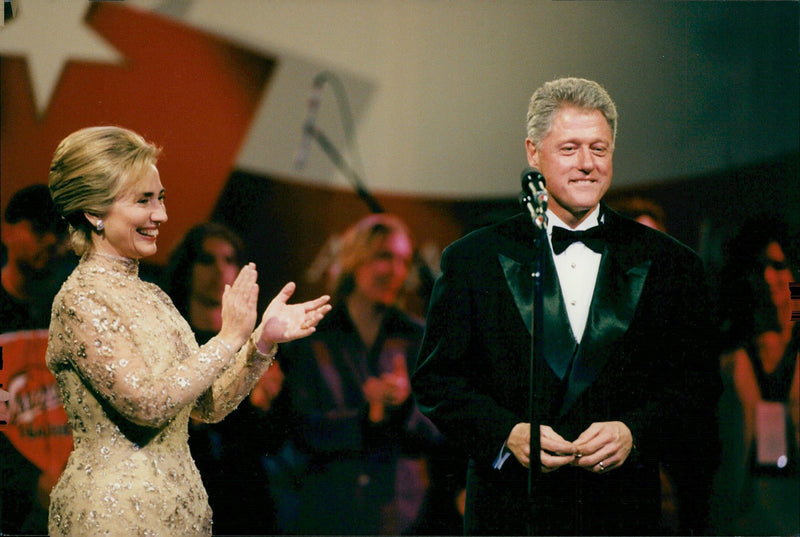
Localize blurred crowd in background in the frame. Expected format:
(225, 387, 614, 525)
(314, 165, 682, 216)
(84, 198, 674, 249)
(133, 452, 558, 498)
(2, 184, 798, 536)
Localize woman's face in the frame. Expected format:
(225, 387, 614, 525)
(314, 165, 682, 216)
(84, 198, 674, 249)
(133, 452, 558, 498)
(763, 241, 792, 310)
(352, 231, 413, 306)
(190, 236, 240, 307)
(91, 164, 167, 259)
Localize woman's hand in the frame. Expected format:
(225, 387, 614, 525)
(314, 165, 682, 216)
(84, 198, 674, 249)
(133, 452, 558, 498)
(361, 357, 410, 424)
(255, 282, 331, 352)
(363, 377, 387, 423)
(218, 263, 260, 349)
(380, 355, 411, 406)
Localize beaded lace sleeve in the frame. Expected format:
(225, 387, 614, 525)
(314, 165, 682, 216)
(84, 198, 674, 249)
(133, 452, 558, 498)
(48, 277, 237, 429)
(192, 337, 278, 423)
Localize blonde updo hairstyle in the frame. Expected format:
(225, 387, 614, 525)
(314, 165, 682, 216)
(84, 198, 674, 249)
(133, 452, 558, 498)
(48, 126, 161, 256)
(331, 213, 413, 302)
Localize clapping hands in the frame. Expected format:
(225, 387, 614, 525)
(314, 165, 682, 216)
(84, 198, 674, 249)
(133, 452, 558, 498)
(218, 264, 331, 353)
(218, 263, 260, 349)
(256, 281, 331, 352)
(363, 355, 411, 423)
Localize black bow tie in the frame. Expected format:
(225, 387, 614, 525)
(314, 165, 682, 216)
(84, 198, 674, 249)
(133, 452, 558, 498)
(551, 226, 605, 255)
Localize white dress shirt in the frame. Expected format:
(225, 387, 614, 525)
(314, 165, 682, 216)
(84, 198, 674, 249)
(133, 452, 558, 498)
(493, 205, 604, 470)
(546, 207, 603, 343)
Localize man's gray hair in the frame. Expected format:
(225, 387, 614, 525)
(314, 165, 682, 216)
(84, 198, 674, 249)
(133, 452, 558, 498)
(526, 77, 618, 149)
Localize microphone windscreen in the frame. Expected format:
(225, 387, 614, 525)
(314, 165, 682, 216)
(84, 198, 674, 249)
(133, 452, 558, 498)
(520, 168, 545, 191)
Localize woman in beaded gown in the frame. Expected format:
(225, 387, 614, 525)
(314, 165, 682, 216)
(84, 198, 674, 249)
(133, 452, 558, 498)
(45, 126, 331, 537)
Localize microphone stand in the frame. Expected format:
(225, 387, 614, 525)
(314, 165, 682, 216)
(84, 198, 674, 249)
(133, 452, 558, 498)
(306, 126, 383, 213)
(305, 121, 436, 299)
(297, 70, 438, 300)
(520, 173, 548, 505)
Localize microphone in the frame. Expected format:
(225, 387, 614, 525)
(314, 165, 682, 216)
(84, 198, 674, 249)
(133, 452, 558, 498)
(294, 73, 327, 170)
(520, 168, 548, 230)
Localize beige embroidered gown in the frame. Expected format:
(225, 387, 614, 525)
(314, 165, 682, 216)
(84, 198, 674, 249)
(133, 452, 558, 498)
(46, 253, 275, 537)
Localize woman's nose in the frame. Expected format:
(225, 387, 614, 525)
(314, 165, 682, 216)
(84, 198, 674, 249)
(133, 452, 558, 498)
(153, 205, 168, 223)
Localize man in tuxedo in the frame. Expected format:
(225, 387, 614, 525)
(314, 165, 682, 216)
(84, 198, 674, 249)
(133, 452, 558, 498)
(411, 77, 720, 535)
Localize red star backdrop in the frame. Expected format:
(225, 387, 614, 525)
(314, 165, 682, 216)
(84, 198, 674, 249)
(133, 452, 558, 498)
(2, 2, 273, 266)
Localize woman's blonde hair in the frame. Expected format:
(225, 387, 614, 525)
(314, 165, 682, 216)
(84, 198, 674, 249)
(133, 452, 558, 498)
(48, 126, 161, 255)
(331, 213, 413, 301)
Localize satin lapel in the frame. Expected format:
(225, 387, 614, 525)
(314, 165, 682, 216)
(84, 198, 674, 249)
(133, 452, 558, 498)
(542, 252, 578, 380)
(500, 249, 577, 380)
(560, 244, 652, 414)
(498, 253, 532, 334)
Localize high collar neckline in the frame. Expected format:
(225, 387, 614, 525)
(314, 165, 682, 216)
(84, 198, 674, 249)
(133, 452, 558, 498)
(83, 251, 140, 276)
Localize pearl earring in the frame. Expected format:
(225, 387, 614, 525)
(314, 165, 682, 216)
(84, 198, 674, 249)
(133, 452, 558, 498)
(96, 220, 105, 231)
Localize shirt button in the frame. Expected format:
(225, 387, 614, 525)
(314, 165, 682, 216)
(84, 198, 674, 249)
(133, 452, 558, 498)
(569, 300, 576, 306)
(571, 262, 577, 269)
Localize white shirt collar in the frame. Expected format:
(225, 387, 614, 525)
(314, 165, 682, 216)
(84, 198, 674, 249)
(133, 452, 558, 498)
(546, 205, 602, 235)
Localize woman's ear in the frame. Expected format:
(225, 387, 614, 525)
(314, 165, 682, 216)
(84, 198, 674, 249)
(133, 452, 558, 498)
(84, 212, 105, 232)
(83, 212, 99, 229)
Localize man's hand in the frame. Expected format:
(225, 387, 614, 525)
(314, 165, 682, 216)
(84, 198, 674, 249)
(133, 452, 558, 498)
(572, 421, 633, 474)
(506, 423, 531, 467)
(540, 425, 577, 472)
(506, 423, 576, 472)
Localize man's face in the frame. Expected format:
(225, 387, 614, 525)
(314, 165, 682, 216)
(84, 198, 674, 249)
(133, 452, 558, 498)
(2, 220, 61, 276)
(526, 105, 614, 227)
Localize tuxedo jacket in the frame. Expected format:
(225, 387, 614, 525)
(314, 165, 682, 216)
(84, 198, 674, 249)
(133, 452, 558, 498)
(412, 206, 721, 535)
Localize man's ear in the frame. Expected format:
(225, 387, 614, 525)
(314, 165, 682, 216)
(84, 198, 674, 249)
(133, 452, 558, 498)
(525, 138, 539, 169)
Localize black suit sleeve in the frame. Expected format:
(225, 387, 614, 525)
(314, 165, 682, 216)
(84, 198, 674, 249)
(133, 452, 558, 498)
(412, 241, 522, 467)
(657, 249, 722, 535)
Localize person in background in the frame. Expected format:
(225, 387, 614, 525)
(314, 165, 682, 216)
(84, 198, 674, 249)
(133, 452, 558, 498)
(164, 222, 247, 343)
(163, 221, 285, 535)
(2, 184, 70, 330)
(412, 77, 721, 535)
(607, 196, 667, 232)
(711, 216, 799, 535)
(1, 184, 70, 535)
(273, 213, 442, 535)
(44, 125, 330, 536)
